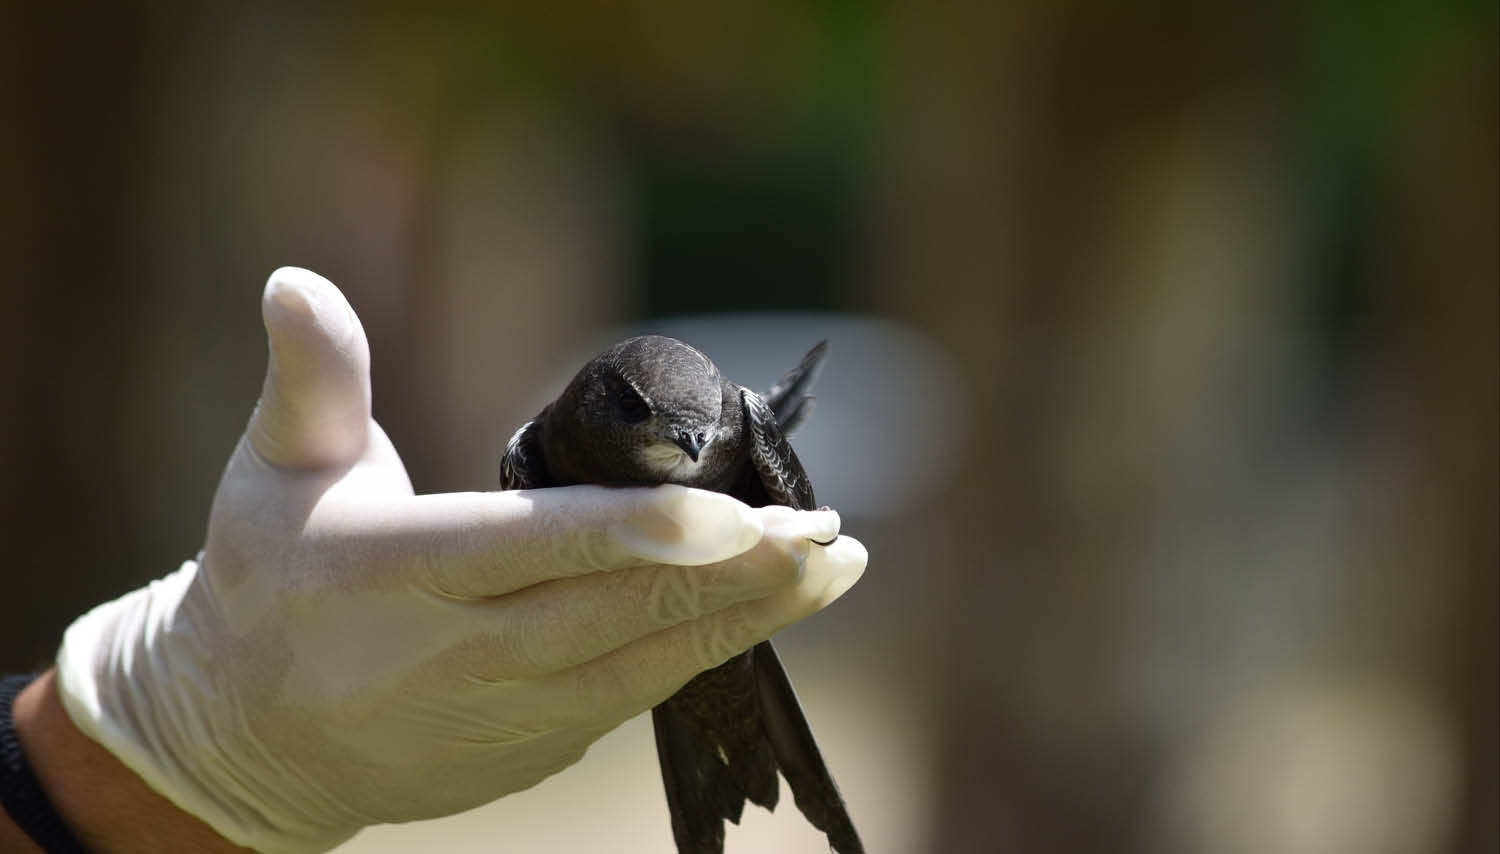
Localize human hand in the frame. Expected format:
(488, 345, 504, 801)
(54, 268, 866, 852)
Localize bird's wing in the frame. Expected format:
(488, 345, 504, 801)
(499, 412, 551, 490)
(653, 652, 777, 854)
(740, 387, 866, 854)
(762, 341, 827, 436)
(653, 705, 730, 854)
(740, 388, 817, 510)
(753, 640, 863, 854)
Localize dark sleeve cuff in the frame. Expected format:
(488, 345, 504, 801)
(1, 674, 88, 853)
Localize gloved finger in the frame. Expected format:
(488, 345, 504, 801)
(318, 484, 767, 598)
(454, 507, 842, 679)
(533, 532, 867, 722)
(247, 267, 372, 470)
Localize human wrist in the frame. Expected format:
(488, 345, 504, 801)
(1, 673, 61, 853)
(12, 669, 252, 853)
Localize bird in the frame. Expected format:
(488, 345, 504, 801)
(500, 335, 862, 854)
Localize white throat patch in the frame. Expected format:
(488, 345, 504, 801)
(637, 441, 705, 478)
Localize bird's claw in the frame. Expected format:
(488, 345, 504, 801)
(813, 506, 838, 545)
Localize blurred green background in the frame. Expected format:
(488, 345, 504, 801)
(2, 3, 1495, 852)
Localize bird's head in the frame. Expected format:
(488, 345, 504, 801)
(556, 335, 726, 482)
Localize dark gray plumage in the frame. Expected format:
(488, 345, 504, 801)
(500, 335, 861, 854)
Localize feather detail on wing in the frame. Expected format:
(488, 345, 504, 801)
(741, 388, 816, 511)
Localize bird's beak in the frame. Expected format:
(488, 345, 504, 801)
(673, 431, 703, 462)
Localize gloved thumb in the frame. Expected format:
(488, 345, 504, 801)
(247, 267, 372, 470)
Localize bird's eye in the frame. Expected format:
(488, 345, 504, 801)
(617, 386, 650, 422)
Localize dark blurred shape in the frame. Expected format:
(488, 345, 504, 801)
(2, 2, 1493, 852)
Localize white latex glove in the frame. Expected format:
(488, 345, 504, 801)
(55, 268, 866, 853)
